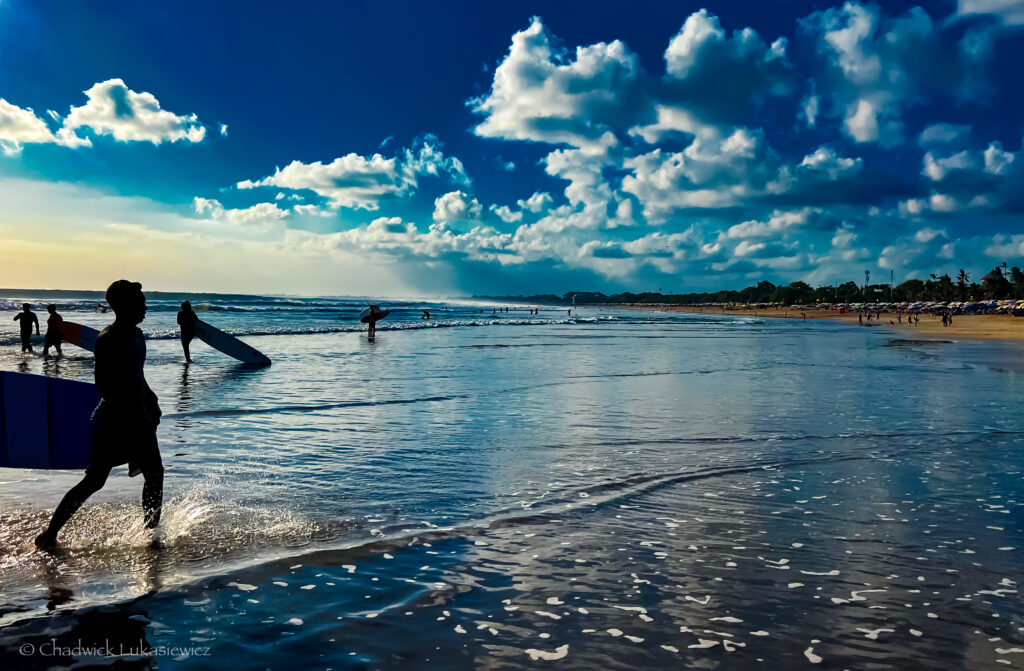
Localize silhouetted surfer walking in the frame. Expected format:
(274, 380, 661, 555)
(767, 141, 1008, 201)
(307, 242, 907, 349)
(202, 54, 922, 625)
(36, 280, 164, 549)
(366, 304, 384, 337)
(13, 303, 39, 352)
(177, 300, 198, 363)
(43, 304, 63, 356)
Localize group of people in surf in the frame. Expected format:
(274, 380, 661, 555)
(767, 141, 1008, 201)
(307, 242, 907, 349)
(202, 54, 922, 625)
(28, 288, 392, 549)
(13, 303, 65, 356)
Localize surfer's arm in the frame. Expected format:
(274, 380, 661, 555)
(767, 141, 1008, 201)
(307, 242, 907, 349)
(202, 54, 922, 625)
(33, 315, 40, 333)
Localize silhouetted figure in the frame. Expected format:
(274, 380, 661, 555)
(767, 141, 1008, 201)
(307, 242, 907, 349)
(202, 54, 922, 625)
(366, 304, 383, 337)
(35, 280, 163, 549)
(43, 304, 63, 357)
(422, 310, 430, 320)
(13, 303, 39, 352)
(177, 301, 198, 363)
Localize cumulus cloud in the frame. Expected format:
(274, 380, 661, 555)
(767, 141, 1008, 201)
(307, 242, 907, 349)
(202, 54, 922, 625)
(801, 3, 995, 146)
(518, 191, 554, 213)
(724, 209, 819, 239)
(60, 79, 206, 146)
(308, 216, 516, 264)
(239, 136, 469, 211)
(661, 9, 794, 127)
(904, 139, 1023, 216)
(469, 16, 643, 153)
(958, 0, 1024, 24)
(622, 125, 786, 220)
(919, 123, 971, 147)
(193, 197, 289, 228)
(433, 190, 482, 222)
(489, 205, 523, 223)
(0, 99, 55, 155)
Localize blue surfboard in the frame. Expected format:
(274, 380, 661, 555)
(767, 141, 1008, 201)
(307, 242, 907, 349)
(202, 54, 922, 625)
(0, 371, 98, 469)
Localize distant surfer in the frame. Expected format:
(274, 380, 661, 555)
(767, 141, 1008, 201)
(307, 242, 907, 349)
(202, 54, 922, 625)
(35, 280, 163, 549)
(13, 303, 39, 353)
(422, 310, 430, 320)
(177, 300, 198, 363)
(43, 304, 64, 357)
(366, 304, 382, 337)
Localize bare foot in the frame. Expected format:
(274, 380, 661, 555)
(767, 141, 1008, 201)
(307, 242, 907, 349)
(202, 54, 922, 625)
(34, 532, 59, 551)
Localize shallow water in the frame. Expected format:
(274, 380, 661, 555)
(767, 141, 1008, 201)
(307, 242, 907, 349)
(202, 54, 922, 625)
(1, 296, 1022, 669)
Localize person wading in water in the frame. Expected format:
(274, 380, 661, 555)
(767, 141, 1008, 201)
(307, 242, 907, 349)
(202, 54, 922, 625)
(35, 280, 164, 549)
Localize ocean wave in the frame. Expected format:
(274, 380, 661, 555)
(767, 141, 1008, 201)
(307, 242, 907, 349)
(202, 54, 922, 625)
(0, 316, 620, 346)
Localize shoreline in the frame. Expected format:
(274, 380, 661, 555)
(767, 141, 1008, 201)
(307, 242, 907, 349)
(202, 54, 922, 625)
(601, 303, 1024, 343)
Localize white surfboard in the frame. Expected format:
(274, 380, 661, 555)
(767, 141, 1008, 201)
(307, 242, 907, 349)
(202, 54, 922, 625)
(194, 319, 271, 366)
(60, 321, 101, 352)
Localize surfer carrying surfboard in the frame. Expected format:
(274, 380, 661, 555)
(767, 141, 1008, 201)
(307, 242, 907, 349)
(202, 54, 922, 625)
(177, 300, 198, 363)
(43, 304, 64, 357)
(35, 280, 164, 549)
(13, 303, 40, 353)
(365, 304, 384, 337)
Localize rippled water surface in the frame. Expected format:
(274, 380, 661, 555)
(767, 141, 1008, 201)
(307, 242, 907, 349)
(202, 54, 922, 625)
(1, 294, 1022, 669)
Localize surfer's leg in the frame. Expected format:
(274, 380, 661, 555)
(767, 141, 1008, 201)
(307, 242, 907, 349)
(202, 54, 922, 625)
(140, 438, 164, 529)
(36, 465, 112, 546)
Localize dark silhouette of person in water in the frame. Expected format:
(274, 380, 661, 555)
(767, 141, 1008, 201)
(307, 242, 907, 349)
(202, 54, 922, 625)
(43, 304, 64, 357)
(366, 304, 383, 337)
(422, 310, 430, 320)
(177, 301, 198, 363)
(14, 303, 40, 352)
(35, 280, 163, 549)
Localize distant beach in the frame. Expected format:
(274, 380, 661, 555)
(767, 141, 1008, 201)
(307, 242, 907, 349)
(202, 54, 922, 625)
(613, 304, 1024, 342)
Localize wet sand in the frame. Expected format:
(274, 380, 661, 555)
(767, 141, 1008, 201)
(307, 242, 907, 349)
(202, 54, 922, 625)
(632, 306, 1024, 342)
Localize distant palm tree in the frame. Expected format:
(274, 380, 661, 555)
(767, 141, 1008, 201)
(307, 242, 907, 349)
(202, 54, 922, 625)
(957, 269, 970, 300)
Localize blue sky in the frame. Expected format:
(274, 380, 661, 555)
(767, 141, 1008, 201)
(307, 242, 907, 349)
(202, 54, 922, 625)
(1, 0, 1023, 295)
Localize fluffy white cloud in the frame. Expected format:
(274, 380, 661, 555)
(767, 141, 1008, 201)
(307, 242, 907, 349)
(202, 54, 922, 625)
(433, 190, 482, 222)
(469, 17, 642, 153)
(798, 146, 862, 180)
(919, 123, 971, 146)
(239, 136, 468, 211)
(293, 204, 332, 217)
(60, 79, 206, 146)
(193, 197, 289, 228)
(309, 216, 516, 264)
(725, 209, 817, 239)
(984, 141, 1016, 174)
(518, 192, 554, 213)
(0, 99, 55, 155)
(958, 0, 1024, 24)
(661, 9, 793, 126)
(489, 204, 522, 223)
(802, 3, 995, 146)
(622, 125, 785, 220)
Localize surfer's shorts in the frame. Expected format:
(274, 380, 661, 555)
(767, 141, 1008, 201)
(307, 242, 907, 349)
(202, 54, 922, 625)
(44, 331, 62, 347)
(87, 419, 162, 478)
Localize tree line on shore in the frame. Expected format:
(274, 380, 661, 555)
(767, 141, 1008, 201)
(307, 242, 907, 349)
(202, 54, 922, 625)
(479, 265, 1024, 306)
